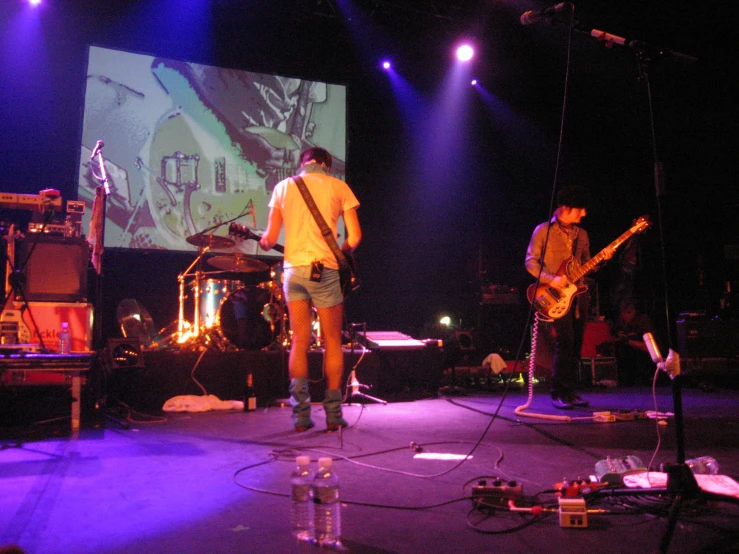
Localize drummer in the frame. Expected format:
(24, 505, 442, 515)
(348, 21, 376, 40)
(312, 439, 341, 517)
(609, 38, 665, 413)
(259, 147, 361, 432)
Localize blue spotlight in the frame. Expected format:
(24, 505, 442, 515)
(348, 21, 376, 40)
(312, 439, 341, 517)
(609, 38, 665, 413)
(29, 0, 42, 5)
(456, 44, 474, 62)
(471, 79, 478, 86)
(381, 60, 391, 70)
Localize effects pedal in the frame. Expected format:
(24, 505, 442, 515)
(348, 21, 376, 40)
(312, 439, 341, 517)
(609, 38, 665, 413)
(471, 478, 523, 509)
(558, 497, 587, 528)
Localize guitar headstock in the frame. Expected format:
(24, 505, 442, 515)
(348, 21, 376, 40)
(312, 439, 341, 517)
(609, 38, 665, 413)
(631, 215, 652, 235)
(228, 222, 257, 241)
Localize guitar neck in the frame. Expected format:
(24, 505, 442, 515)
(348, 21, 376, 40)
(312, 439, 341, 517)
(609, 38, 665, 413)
(230, 223, 284, 253)
(251, 230, 284, 254)
(570, 228, 636, 282)
(266, 241, 284, 254)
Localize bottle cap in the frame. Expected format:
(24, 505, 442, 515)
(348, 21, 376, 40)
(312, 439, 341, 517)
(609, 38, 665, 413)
(296, 455, 311, 466)
(318, 457, 333, 469)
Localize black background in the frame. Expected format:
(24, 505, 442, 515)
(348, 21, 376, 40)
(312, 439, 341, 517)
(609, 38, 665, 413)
(1, 0, 736, 354)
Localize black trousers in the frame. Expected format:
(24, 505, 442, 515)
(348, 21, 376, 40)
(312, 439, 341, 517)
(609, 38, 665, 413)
(550, 298, 587, 398)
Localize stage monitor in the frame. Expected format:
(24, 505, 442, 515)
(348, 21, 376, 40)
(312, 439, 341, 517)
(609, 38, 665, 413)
(77, 46, 347, 255)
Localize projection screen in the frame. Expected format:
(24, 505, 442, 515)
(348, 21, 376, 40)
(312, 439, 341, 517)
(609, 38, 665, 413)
(77, 45, 347, 257)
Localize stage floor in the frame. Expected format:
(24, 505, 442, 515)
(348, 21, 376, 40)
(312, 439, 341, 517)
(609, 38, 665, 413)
(2, 383, 739, 554)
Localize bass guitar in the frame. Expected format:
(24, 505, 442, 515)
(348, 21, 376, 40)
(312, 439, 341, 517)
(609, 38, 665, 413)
(527, 215, 651, 320)
(228, 223, 359, 298)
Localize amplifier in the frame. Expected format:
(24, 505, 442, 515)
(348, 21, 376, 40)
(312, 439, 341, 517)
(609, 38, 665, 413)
(676, 319, 739, 359)
(15, 235, 90, 302)
(2, 302, 94, 351)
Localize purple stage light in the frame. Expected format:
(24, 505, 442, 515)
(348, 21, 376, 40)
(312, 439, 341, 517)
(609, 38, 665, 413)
(456, 44, 474, 62)
(471, 79, 478, 86)
(381, 60, 391, 70)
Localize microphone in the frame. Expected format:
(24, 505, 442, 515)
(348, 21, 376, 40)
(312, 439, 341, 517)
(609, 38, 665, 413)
(643, 332, 662, 364)
(520, 2, 572, 25)
(90, 140, 104, 160)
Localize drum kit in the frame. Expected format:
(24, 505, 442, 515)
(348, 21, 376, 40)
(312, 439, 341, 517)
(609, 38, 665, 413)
(160, 232, 320, 351)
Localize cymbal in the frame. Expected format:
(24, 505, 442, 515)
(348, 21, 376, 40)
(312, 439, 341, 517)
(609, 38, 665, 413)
(207, 255, 269, 273)
(186, 234, 235, 249)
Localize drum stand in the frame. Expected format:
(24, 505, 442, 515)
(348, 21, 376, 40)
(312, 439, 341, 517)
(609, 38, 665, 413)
(173, 246, 219, 350)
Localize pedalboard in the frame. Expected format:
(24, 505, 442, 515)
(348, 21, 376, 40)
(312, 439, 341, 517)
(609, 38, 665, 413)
(471, 478, 523, 508)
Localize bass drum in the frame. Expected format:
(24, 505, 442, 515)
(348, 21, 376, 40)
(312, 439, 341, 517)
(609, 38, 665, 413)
(217, 286, 274, 350)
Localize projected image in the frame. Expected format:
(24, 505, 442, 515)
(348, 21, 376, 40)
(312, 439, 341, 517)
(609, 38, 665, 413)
(78, 46, 346, 254)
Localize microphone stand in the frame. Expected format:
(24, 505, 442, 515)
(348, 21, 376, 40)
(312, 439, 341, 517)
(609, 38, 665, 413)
(579, 26, 708, 554)
(89, 142, 129, 429)
(346, 323, 386, 405)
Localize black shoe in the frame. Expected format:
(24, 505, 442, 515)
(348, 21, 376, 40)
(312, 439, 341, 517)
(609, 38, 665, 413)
(552, 397, 574, 410)
(568, 394, 589, 407)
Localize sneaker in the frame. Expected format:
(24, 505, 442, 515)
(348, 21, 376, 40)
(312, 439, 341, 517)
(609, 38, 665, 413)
(326, 417, 348, 432)
(552, 397, 574, 410)
(568, 394, 589, 407)
(294, 420, 315, 433)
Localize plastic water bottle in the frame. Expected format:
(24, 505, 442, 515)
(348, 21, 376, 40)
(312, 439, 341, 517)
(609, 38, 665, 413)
(58, 322, 71, 354)
(290, 455, 315, 543)
(312, 457, 341, 548)
(685, 456, 719, 475)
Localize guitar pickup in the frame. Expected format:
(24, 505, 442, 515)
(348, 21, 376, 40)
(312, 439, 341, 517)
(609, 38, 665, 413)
(547, 287, 562, 301)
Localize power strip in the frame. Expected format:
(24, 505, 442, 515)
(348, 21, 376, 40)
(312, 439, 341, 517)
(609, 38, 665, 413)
(471, 479, 523, 508)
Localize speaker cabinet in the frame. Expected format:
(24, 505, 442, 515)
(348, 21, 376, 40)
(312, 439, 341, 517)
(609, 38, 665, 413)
(676, 319, 739, 359)
(15, 236, 90, 302)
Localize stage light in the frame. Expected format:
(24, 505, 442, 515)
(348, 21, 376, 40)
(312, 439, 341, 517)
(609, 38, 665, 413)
(439, 316, 452, 327)
(471, 79, 478, 86)
(456, 44, 474, 62)
(29, 0, 42, 5)
(106, 338, 144, 369)
(381, 60, 391, 70)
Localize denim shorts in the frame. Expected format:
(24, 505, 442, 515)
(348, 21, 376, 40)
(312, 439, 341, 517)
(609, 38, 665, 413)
(283, 265, 343, 308)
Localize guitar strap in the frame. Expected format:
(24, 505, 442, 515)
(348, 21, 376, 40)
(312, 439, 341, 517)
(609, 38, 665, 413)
(292, 175, 350, 271)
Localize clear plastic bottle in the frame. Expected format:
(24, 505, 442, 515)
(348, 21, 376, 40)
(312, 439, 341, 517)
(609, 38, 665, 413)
(58, 322, 71, 354)
(685, 456, 719, 475)
(290, 455, 315, 543)
(312, 457, 341, 548)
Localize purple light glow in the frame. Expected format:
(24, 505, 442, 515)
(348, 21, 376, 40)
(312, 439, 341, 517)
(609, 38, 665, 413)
(456, 44, 474, 62)
(29, 0, 42, 5)
(382, 60, 391, 70)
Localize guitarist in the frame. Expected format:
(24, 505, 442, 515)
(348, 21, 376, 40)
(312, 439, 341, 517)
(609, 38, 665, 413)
(259, 147, 361, 432)
(525, 186, 614, 410)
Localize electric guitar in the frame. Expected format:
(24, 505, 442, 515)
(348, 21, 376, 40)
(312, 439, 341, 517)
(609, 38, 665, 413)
(228, 223, 359, 298)
(527, 215, 651, 320)
(2, 224, 32, 344)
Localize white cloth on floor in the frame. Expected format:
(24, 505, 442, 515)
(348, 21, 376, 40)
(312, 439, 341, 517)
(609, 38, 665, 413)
(481, 353, 508, 374)
(162, 394, 243, 412)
